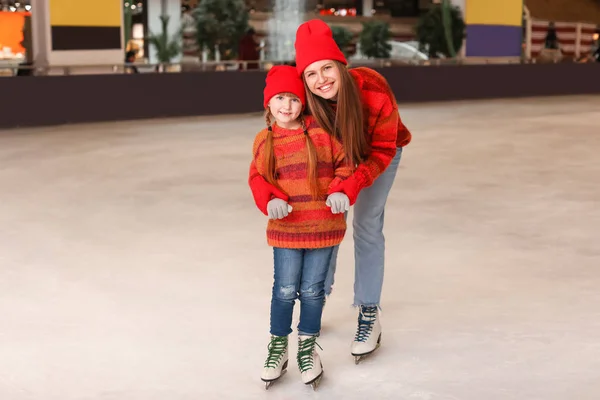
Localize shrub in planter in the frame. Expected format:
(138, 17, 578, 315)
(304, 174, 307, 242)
(193, 0, 249, 60)
(416, 2, 465, 58)
(359, 21, 392, 59)
(330, 25, 354, 56)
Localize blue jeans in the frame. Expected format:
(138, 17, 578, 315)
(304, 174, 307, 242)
(324, 147, 403, 307)
(270, 247, 334, 337)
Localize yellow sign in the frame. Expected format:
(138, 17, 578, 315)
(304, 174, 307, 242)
(466, 0, 523, 27)
(50, 0, 122, 27)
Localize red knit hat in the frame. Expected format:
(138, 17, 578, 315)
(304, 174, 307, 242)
(294, 19, 347, 75)
(263, 65, 306, 108)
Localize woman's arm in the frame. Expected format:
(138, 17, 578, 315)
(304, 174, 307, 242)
(327, 136, 354, 191)
(328, 91, 399, 204)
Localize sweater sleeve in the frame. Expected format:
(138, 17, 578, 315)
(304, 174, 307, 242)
(248, 132, 289, 215)
(327, 136, 354, 192)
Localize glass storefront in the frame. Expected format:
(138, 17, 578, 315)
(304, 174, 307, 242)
(185, 0, 426, 17)
(123, 1, 146, 61)
(0, 1, 32, 62)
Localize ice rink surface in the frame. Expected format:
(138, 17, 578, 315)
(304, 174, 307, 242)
(1, 95, 599, 400)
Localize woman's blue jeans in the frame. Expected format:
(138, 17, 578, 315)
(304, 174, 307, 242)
(324, 147, 403, 307)
(270, 247, 334, 337)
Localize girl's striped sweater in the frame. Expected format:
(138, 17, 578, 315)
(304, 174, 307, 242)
(251, 115, 353, 249)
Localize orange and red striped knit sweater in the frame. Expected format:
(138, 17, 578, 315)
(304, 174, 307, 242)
(251, 115, 353, 249)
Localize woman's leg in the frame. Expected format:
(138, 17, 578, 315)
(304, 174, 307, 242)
(297, 247, 334, 335)
(323, 245, 339, 297)
(353, 148, 403, 307)
(270, 248, 303, 336)
(323, 212, 347, 297)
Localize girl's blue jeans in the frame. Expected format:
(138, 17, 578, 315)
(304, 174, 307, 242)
(270, 247, 334, 337)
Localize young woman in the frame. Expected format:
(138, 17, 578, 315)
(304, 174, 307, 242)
(294, 19, 412, 364)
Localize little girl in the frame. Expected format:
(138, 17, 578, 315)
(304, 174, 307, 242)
(249, 65, 353, 390)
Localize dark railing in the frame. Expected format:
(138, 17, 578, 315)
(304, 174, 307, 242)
(1, 61, 599, 130)
(0, 56, 559, 77)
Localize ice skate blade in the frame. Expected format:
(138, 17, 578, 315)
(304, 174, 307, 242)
(306, 373, 323, 391)
(261, 368, 287, 390)
(352, 334, 382, 364)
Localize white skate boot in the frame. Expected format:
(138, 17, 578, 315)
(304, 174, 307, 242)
(351, 306, 382, 364)
(261, 335, 288, 389)
(297, 335, 323, 390)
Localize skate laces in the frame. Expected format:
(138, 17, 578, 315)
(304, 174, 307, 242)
(297, 336, 322, 373)
(264, 336, 288, 369)
(354, 306, 377, 343)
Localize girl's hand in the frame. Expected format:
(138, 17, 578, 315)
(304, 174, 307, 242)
(326, 193, 349, 214)
(328, 176, 360, 206)
(267, 199, 292, 219)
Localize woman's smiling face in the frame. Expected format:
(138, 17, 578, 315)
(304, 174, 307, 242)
(303, 59, 341, 100)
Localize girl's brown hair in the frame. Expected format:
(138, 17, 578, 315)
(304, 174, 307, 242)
(302, 60, 369, 166)
(264, 95, 321, 199)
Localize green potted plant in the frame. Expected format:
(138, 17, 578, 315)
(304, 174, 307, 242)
(358, 21, 392, 59)
(415, 1, 465, 59)
(146, 15, 182, 72)
(193, 0, 249, 62)
(331, 25, 354, 56)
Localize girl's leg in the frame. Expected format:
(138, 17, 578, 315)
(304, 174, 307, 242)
(270, 248, 303, 336)
(297, 247, 334, 335)
(352, 148, 403, 307)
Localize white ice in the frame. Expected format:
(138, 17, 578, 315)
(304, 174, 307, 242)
(1, 96, 599, 400)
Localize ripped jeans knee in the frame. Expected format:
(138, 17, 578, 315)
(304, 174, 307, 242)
(299, 284, 325, 303)
(273, 284, 298, 302)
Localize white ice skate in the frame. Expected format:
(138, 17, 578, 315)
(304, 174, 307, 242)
(261, 335, 288, 389)
(297, 335, 323, 390)
(351, 306, 382, 364)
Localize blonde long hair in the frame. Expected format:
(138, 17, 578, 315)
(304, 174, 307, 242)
(263, 98, 320, 200)
(303, 60, 369, 166)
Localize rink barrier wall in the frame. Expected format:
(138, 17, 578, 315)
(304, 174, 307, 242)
(1, 63, 600, 129)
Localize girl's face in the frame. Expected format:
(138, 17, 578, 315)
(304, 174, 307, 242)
(303, 59, 340, 100)
(268, 94, 303, 129)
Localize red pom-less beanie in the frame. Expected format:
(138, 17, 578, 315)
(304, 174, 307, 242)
(294, 19, 348, 75)
(263, 65, 306, 108)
